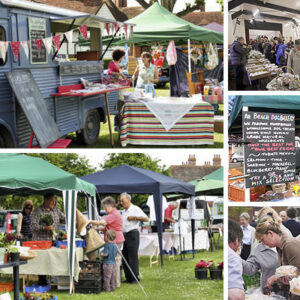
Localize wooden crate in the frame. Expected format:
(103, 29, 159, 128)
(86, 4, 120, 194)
(229, 185, 245, 202)
(127, 56, 138, 75)
(77, 51, 100, 61)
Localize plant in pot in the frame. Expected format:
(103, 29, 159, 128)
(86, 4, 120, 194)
(195, 260, 212, 280)
(7, 246, 20, 262)
(209, 261, 223, 280)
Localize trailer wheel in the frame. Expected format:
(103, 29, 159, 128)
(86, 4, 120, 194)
(77, 110, 100, 145)
(0, 126, 15, 148)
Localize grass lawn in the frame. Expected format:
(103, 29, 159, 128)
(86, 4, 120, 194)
(18, 248, 223, 300)
(68, 85, 223, 148)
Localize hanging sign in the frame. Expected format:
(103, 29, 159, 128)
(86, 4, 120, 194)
(243, 111, 296, 188)
(28, 17, 47, 64)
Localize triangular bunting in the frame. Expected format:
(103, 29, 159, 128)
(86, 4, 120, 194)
(0, 41, 9, 61)
(124, 24, 128, 38)
(64, 30, 73, 45)
(52, 35, 61, 52)
(79, 25, 87, 40)
(114, 23, 118, 34)
(34, 39, 43, 52)
(130, 25, 134, 39)
(42, 37, 53, 55)
(106, 23, 110, 35)
(21, 41, 30, 59)
(10, 41, 21, 60)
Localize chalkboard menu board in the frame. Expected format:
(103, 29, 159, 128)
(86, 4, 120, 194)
(6, 69, 61, 148)
(59, 61, 103, 76)
(243, 111, 296, 188)
(28, 17, 47, 64)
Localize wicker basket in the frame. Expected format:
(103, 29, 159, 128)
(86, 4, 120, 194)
(266, 66, 300, 90)
(271, 183, 286, 193)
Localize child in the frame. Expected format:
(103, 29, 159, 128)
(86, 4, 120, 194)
(101, 229, 118, 292)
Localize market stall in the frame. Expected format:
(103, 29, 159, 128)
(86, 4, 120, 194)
(229, 95, 300, 202)
(81, 164, 195, 267)
(0, 154, 97, 293)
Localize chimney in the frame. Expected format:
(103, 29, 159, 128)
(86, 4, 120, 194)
(213, 154, 221, 167)
(188, 154, 196, 166)
(113, 0, 127, 7)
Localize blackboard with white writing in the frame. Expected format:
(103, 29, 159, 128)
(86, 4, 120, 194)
(243, 111, 296, 188)
(59, 61, 103, 76)
(5, 69, 61, 148)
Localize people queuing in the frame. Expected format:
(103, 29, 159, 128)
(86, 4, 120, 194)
(229, 207, 300, 299)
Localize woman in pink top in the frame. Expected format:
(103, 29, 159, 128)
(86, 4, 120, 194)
(89, 196, 124, 288)
(107, 49, 126, 79)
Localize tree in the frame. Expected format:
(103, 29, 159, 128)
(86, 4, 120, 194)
(100, 153, 171, 206)
(217, 0, 223, 13)
(0, 154, 97, 211)
(135, 0, 206, 16)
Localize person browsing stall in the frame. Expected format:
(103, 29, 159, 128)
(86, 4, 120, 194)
(228, 220, 245, 300)
(89, 196, 124, 288)
(107, 49, 127, 79)
(164, 202, 178, 229)
(283, 207, 300, 237)
(287, 40, 300, 75)
(120, 192, 149, 284)
(132, 52, 159, 96)
(101, 229, 118, 292)
(17, 200, 33, 240)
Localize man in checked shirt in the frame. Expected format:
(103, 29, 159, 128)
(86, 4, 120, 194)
(31, 193, 65, 285)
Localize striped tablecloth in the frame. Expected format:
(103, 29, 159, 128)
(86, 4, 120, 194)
(120, 101, 214, 146)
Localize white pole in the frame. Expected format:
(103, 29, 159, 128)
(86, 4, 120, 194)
(188, 38, 191, 73)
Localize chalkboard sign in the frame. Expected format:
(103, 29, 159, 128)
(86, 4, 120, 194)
(6, 69, 62, 148)
(59, 61, 103, 76)
(28, 17, 47, 64)
(243, 111, 296, 188)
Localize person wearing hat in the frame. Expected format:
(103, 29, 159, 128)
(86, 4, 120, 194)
(120, 193, 149, 284)
(287, 39, 300, 75)
(89, 197, 124, 288)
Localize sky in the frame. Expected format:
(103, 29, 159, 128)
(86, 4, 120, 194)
(72, 149, 223, 169)
(127, 0, 221, 12)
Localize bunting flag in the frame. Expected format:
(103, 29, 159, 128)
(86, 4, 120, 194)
(64, 30, 73, 45)
(79, 25, 87, 40)
(130, 25, 134, 39)
(34, 39, 43, 53)
(0, 41, 9, 60)
(21, 41, 30, 59)
(52, 35, 61, 52)
(10, 41, 21, 60)
(42, 37, 53, 55)
(114, 23, 118, 34)
(106, 23, 110, 35)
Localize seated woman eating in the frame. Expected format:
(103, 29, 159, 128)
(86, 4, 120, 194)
(108, 49, 127, 79)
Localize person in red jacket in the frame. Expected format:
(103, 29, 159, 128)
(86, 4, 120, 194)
(163, 202, 178, 229)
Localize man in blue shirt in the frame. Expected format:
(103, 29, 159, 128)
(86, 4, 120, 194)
(228, 219, 245, 300)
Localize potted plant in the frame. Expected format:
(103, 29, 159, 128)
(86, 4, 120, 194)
(194, 260, 212, 280)
(7, 246, 20, 262)
(209, 261, 223, 280)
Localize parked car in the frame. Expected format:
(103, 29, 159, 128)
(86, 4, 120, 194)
(0, 210, 21, 234)
(231, 152, 244, 163)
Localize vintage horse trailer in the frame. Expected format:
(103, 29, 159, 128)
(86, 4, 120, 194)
(0, 0, 126, 147)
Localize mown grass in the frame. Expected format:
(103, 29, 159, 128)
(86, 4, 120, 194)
(18, 248, 223, 300)
(68, 85, 223, 148)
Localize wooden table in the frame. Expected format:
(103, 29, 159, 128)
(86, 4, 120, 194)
(51, 86, 130, 147)
(0, 260, 27, 300)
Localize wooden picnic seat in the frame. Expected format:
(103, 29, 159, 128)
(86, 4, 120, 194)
(185, 70, 204, 95)
(28, 131, 71, 148)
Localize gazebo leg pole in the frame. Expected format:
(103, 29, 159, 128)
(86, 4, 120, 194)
(188, 39, 191, 73)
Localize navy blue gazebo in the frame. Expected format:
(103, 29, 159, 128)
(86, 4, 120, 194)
(81, 164, 195, 266)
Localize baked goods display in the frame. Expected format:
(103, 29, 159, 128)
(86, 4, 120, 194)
(275, 265, 299, 279)
(266, 73, 300, 90)
(290, 276, 300, 295)
(248, 50, 265, 59)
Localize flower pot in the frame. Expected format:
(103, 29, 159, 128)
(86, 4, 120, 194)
(210, 268, 222, 280)
(195, 268, 207, 280)
(9, 252, 20, 262)
(4, 253, 8, 263)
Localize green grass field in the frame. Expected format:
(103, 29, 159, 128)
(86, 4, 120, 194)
(68, 85, 223, 148)
(18, 248, 223, 300)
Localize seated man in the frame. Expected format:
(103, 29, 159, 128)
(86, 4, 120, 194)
(228, 220, 245, 300)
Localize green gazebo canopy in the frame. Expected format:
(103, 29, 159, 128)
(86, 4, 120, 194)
(103, 2, 223, 45)
(0, 153, 95, 197)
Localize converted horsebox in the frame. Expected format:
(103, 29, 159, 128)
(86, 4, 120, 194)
(0, 0, 128, 147)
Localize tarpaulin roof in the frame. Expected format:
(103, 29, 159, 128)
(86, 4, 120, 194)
(103, 2, 223, 45)
(229, 95, 300, 132)
(203, 167, 223, 181)
(0, 153, 95, 197)
(203, 22, 223, 33)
